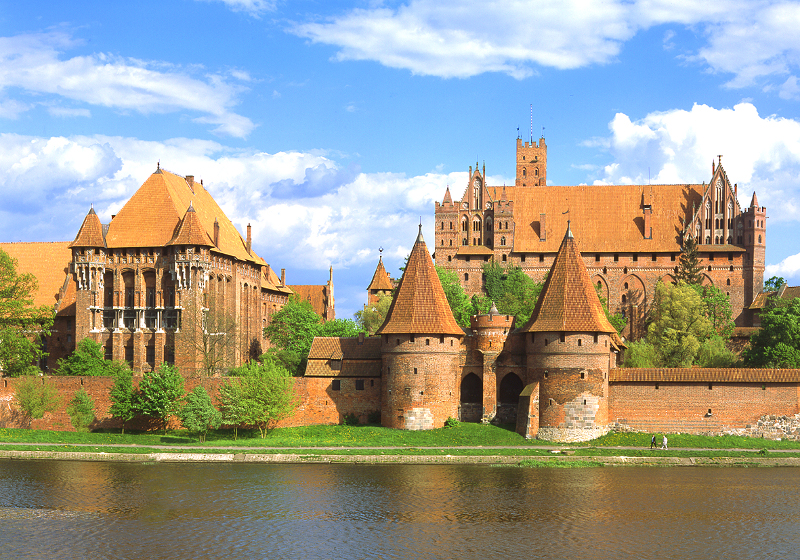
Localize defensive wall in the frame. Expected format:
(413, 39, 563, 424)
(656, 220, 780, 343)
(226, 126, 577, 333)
(2, 369, 800, 439)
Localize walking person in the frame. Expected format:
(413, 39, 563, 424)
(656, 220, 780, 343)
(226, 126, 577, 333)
(661, 435, 668, 450)
(650, 435, 656, 449)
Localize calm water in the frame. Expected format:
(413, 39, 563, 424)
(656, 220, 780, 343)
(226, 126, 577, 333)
(0, 460, 798, 559)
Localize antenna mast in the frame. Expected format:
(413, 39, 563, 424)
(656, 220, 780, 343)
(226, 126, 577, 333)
(530, 104, 533, 142)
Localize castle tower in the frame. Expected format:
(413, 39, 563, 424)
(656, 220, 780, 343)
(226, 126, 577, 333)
(515, 136, 547, 187)
(518, 223, 621, 442)
(376, 225, 464, 429)
(469, 302, 514, 422)
(70, 206, 107, 343)
(366, 255, 394, 306)
(743, 191, 767, 308)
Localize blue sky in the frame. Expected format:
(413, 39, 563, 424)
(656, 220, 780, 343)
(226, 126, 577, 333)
(2, 0, 800, 319)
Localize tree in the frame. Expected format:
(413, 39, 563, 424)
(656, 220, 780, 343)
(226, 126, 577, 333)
(595, 285, 627, 335)
(675, 236, 703, 285)
(231, 360, 299, 438)
(179, 386, 221, 443)
(137, 364, 185, 434)
(108, 362, 138, 434)
(174, 296, 238, 377)
(265, 296, 322, 357)
(621, 340, 658, 368)
(14, 377, 60, 426)
(354, 292, 393, 335)
(317, 318, 362, 338)
(495, 266, 543, 325)
(699, 285, 735, 338)
(764, 276, 786, 292)
(0, 249, 54, 377)
(434, 265, 472, 327)
(66, 388, 95, 432)
(218, 379, 249, 440)
(56, 338, 107, 376)
(744, 298, 800, 368)
(696, 335, 737, 368)
(647, 280, 714, 367)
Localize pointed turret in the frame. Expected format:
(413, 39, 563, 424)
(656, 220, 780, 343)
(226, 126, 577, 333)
(442, 187, 453, 205)
(70, 206, 106, 248)
(520, 223, 618, 338)
(376, 226, 463, 336)
(167, 203, 214, 247)
(750, 191, 759, 208)
(367, 256, 394, 293)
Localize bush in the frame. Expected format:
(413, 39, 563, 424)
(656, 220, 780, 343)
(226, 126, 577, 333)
(622, 340, 658, 368)
(66, 388, 95, 432)
(179, 386, 221, 443)
(15, 377, 60, 424)
(696, 335, 737, 368)
(342, 412, 359, 426)
(444, 417, 460, 428)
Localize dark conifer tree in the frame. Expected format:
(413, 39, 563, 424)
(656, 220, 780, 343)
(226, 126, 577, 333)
(675, 236, 703, 285)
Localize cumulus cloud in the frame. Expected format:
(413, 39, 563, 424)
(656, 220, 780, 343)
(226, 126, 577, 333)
(0, 31, 255, 137)
(766, 253, 800, 279)
(588, 102, 800, 223)
(290, 0, 800, 92)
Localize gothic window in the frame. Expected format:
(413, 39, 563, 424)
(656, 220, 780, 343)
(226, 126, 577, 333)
(501, 236, 506, 246)
(473, 220, 481, 232)
(441, 221, 444, 229)
(706, 201, 712, 229)
(535, 168, 539, 176)
(486, 217, 492, 232)
(463, 238, 468, 245)
(728, 201, 734, 228)
(461, 218, 468, 232)
(523, 168, 527, 177)
(706, 236, 711, 244)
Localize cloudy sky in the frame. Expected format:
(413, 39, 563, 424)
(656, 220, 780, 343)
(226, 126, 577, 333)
(2, 0, 800, 318)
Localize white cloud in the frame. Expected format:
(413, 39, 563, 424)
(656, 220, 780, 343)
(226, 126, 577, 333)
(0, 31, 255, 137)
(47, 106, 91, 118)
(588, 102, 800, 224)
(199, 0, 277, 17)
(766, 252, 800, 282)
(290, 0, 800, 91)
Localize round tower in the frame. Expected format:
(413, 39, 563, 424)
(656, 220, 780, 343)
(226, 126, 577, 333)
(518, 223, 620, 442)
(376, 226, 464, 430)
(468, 303, 515, 422)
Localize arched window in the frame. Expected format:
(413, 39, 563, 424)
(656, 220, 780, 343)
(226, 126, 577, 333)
(706, 201, 712, 229)
(621, 294, 627, 304)
(522, 168, 527, 177)
(441, 221, 445, 229)
(499, 374, 523, 404)
(758, 234, 762, 243)
(500, 236, 506, 246)
(449, 239, 452, 246)
(462, 238, 468, 245)
(461, 373, 482, 404)
(706, 236, 711, 244)
(728, 201, 734, 228)
(464, 273, 469, 281)
(473, 220, 481, 232)
(504, 222, 508, 230)
(535, 168, 539, 176)
(502, 254, 507, 262)
(461, 218, 468, 232)
(448, 255, 452, 262)
(450, 222, 453, 230)
(485, 217, 492, 232)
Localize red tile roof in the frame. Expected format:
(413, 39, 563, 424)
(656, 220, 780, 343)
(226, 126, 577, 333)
(105, 168, 264, 265)
(519, 223, 619, 337)
(0, 242, 72, 309)
(167, 204, 214, 247)
(305, 336, 381, 377)
(488, 183, 704, 253)
(69, 207, 105, 248)
(367, 256, 394, 291)
(289, 285, 330, 318)
(376, 227, 464, 336)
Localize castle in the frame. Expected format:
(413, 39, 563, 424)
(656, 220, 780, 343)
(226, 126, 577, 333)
(1, 165, 333, 375)
(434, 138, 766, 338)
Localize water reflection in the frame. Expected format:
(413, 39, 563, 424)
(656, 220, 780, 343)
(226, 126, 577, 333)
(0, 460, 798, 559)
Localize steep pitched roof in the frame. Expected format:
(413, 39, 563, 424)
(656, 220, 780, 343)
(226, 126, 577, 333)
(442, 187, 453, 205)
(750, 191, 759, 208)
(487, 183, 704, 253)
(104, 168, 264, 264)
(167, 204, 214, 247)
(376, 226, 464, 336)
(305, 337, 381, 377)
(289, 284, 331, 318)
(519, 223, 619, 335)
(69, 207, 105, 248)
(0, 242, 72, 309)
(367, 256, 394, 291)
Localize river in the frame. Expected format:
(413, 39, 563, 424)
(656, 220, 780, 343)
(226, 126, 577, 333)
(0, 460, 798, 559)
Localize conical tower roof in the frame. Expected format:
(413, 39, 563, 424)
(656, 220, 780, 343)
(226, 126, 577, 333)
(520, 223, 619, 337)
(442, 186, 453, 205)
(376, 226, 463, 336)
(167, 203, 214, 247)
(367, 256, 394, 291)
(69, 206, 105, 248)
(750, 191, 759, 208)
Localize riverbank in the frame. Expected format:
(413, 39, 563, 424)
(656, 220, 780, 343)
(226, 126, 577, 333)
(3, 447, 800, 467)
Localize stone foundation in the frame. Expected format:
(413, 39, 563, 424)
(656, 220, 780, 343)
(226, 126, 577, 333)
(537, 425, 610, 443)
(404, 407, 434, 430)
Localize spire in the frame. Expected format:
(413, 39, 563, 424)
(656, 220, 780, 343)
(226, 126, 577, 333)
(70, 206, 106, 248)
(443, 186, 453, 205)
(376, 227, 463, 336)
(520, 223, 619, 339)
(750, 191, 759, 208)
(367, 255, 393, 292)
(416, 222, 424, 244)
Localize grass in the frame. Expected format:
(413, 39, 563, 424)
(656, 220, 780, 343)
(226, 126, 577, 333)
(587, 431, 800, 450)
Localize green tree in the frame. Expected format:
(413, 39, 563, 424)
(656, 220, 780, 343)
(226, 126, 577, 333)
(647, 280, 714, 367)
(764, 276, 786, 292)
(435, 265, 472, 327)
(596, 285, 627, 335)
(354, 292, 393, 335)
(174, 296, 238, 376)
(265, 296, 322, 357)
(696, 335, 737, 368)
(495, 267, 543, 325)
(137, 364, 185, 434)
(317, 318, 362, 338)
(231, 360, 299, 438)
(56, 338, 107, 376)
(699, 285, 735, 338)
(675, 236, 703, 285)
(621, 340, 658, 367)
(108, 362, 138, 434)
(0, 249, 54, 377)
(179, 386, 221, 443)
(14, 377, 60, 426)
(744, 298, 800, 368)
(66, 388, 95, 432)
(218, 379, 248, 440)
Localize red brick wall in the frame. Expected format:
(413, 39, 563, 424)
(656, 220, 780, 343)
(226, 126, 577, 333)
(609, 382, 800, 434)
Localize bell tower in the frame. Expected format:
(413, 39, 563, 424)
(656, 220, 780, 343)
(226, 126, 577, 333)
(516, 136, 547, 187)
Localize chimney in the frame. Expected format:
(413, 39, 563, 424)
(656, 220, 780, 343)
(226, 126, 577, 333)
(265, 263, 271, 279)
(213, 218, 220, 247)
(539, 213, 546, 242)
(246, 223, 252, 255)
(280, 268, 285, 286)
(712, 160, 715, 174)
(186, 175, 194, 193)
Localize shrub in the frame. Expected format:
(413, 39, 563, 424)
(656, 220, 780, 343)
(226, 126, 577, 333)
(15, 377, 60, 425)
(66, 388, 95, 432)
(342, 412, 359, 426)
(179, 386, 221, 443)
(444, 417, 460, 428)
